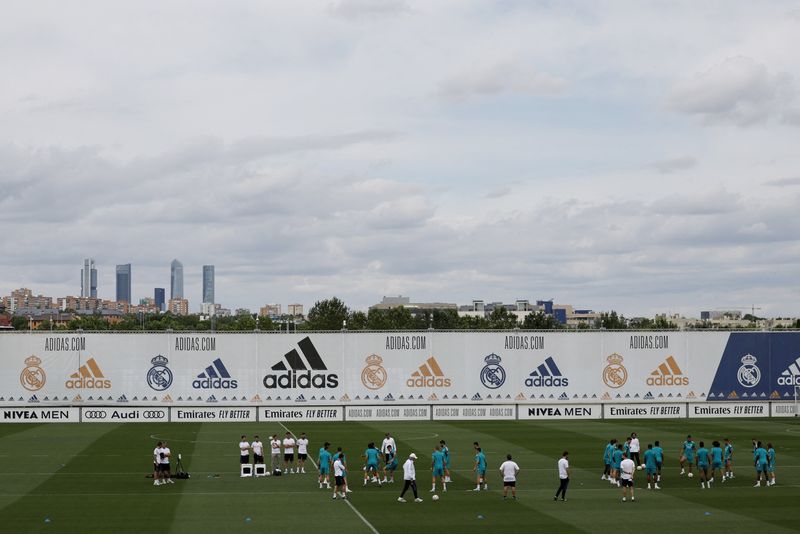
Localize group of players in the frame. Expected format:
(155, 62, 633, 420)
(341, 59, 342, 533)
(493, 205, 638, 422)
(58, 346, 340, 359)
(237, 432, 311, 474)
(602, 432, 778, 501)
(151, 441, 174, 486)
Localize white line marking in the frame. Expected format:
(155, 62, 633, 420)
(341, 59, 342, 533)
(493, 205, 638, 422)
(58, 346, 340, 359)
(277, 421, 379, 534)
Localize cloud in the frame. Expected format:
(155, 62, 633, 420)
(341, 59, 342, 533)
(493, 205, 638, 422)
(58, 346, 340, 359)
(764, 176, 800, 187)
(485, 186, 511, 199)
(439, 61, 568, 100)
(650, 155, 697, 174)
(668, 56, 798, 126)
(328, 0, 410, 20)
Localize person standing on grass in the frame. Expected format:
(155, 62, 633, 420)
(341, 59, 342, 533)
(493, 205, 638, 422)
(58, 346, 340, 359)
(554, 451, 570, 502)
(381, 433, 397, 463)
(270, 435, 281, 473)
(754, 441, 768, 487)
(710, 441, 723, 484)
(630, 433, 641, 467)
(723, 438, 735, 481)
(363, 442, 382, 486)
(440, 440, 452, 482)
(602, 439, 616, 481)
(398, 453, 422, 503)
(619, 452, 635, 502)
(318, 442, 332, 489)
(473, 446, 488, 491)
(252, 435, 264, 466)
(160, 441, 174, 484)
(297, 432, 309, 474)
(653, 440, 664, 483)
(239, 435, 251, 472)
(333, 454, 347, 500)
(333, 447, 353, 494)
(282, 431, 296, 474)
(431, 445, 447, 493)
(499, 454, 520, 500)
(153, 441, 162, 486)
(767, 443, 776, 486)
(382, 444, 398, 484)
(645, 444, 660, 490)
(697, 441, 710, 489)
(611, 443, 624, 486)
(680, 435, 696, 477)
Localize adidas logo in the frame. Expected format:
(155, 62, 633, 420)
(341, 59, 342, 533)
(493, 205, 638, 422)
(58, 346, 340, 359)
(65, 358, 111, 389)
(646, 356, 688, 386)
(406, 357, 451, 387)
(383, 393, 395, 401)
(471, 392, 482, 401)
(295, 394, 307, 403)
(644, 392, 654, 400)
(525, 357, 568, 387)
(777, 357, 800, 386)
(193, 358, 238, 389)
(28, 394, 40, 403)
(206, 394, 218, 403)
(263, 337, 338, 389)
(161, 394, 173, 403)
(116, 394, 129, 403)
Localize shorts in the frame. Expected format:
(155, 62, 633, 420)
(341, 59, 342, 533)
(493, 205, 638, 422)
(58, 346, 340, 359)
(503, 480, 516, 487)
(612, 464, 621, 470)
(240, 455, 250, 464)
(320, 467, 330, 475)
(335, 475, 345, 486)
(646, 468, 656, 475)
(698, 464, 708, 472)
(298, 453, 307, 460)
(768, 465, 775, 473)
(685, 456, 695, 463)
(385, 453, 392, 464)
(756, 463, 768, 473)
(604, 461, 611, 468)
(387, 462, 398, 471)
(284, 453, 295, 462)
(254, 454, 264, 464)
(366, 463, 379, 472)
(433, 467, 444, 477)
(477, 469, 486, 477)
(656, 461, 662, 470)
(153, 462, 159, 471)
(712, 461, 722, 469)
(159, 463, 170, 472)
(620, 479, 633, 488)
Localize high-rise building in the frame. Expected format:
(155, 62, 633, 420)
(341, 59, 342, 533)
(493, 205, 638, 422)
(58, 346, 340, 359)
(170, 259, 183, 299)
(168, 298, 189, 316)
(81, 258, 97, 298)
(154, 288, 165, 311)
(202, 265, 215, 304)
(115, 264, 131, 303)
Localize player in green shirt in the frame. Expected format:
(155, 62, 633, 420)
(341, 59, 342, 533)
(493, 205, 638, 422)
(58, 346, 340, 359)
(473, 447, 488, 491)
(767, 443, 776, 486)
(753, 441, 768, 487)
(710, 441, 723, 484)
(723, 438, 734, 481)
(431, 445, 447, 493)
(362, 442, 382, 486)
(696, 442, 710, 488)
(653, 441, 664, 483)
(644, 444, 660, 490)
(318, 442, 332, 489)
(602, 439, 616, 481)
(382, 445, 398, 484)
(680, 435, 696, 477)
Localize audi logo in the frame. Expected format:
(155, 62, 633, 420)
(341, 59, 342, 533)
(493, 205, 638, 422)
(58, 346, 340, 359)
(143, 410, 165, 419)
(83, 410, 107, 419)
(82, 410, 165, 419)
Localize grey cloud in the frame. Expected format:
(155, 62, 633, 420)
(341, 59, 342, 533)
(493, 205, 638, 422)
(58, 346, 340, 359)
(764, 176, 800, 187)
(439, 62, 568, 100)
(485, 186, 511, 199)
(650, 155, 697, 174)
(328, 0, 410, 19)
(668, 56, 798, 127)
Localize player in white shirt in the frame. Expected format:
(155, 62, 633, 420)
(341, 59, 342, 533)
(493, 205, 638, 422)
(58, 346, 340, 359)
(252, 435, 264, 465)
(630, 432, 641, 467)
(554, 451, 570, 501)
(283, 432, 296, 473)
(296, 432, 309, 474)
(397, 453, 422, 503)
(153, 441, 163, 486)
(159, 442, 174, 484)
(333, 454, 347, 500)
(270, 435, 282, 473)
(239, 435, 251, 472)
(499, 454, 520, 500)
(380, 433, 397, 483)
(620, 453, 636, 502)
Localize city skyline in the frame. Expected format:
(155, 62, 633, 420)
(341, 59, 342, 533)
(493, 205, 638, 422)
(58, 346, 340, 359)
(1, 3, 799, 317)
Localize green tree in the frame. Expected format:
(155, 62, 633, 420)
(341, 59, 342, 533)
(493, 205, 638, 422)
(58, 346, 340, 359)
(487, 307, 519, 330)
(457, 314, 489, 330)
(11, 315, 29, 330)
(347, 311, 368, 330)
(305, 297, 350, 330)
(521, 311, 562, 329)
(653, 316, 678, 330)
(598, 311, 627, 329)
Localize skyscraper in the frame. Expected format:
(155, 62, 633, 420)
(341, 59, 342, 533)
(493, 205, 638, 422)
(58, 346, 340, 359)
(202, 265, 215, 304)
(81, 258, 97, 298)
(154, 288, 165, 312)
(170, 259, 184, 299)
(116, 264, 131, 303)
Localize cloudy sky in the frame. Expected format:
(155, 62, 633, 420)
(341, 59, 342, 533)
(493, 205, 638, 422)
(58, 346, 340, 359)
(2, 0, 800, 317)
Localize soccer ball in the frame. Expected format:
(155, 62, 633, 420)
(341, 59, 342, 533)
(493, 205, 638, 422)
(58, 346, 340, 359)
(636, 465, 643, 471)
(688, 472, 694, 478)
(432, 495, 439, 501)
(640, 464, 646, 469)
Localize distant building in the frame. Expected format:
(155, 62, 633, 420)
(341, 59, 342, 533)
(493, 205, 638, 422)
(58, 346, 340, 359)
(287, 303, 304, 316)
(116, 264, 131, 303)
(168, 298, 189, 316)
(81, 258, 97, 298)
(202, 265, 215, 304)
(260, 304, 282, 317)
(370, 296, 457, 317)
(154, 288, 165, 311)
(170, 259, 184, 300)
(2, 288, 55, 312)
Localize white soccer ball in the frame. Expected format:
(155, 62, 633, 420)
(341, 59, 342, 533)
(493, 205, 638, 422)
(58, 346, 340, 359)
(636, 465, 643, 471)
(688, 472, 694, 478)
(640, 464, 646, 469)
(432, 494, 439, 501)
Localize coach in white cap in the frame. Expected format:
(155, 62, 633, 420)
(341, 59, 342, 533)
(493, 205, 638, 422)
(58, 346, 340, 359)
(398, 453, 422, 503)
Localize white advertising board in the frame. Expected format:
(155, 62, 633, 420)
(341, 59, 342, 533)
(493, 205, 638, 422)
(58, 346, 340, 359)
(345, 405, 430, 421)
(771, 402, 800, 417)
(0, 406, 80, 423)
(518, 404, 600, 420)
(260, 406, 343, 422)
(81, 407, 169, 422)
(171, 407, 257, 422)
(603, 403, 687, 419)
(432, 404, 516, 420)
(688, 402, 769, 418)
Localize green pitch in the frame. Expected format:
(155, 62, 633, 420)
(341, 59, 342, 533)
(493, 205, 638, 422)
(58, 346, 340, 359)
(1, 418, 798, 533)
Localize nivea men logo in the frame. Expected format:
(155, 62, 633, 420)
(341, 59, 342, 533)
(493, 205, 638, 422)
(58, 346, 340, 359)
(525, 357, 568, 387)
(263, 337, 339, 389)
(192, 358, 238, 389)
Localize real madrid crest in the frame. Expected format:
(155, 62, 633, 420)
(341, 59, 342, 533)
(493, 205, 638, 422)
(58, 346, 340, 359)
(20, 355, 46, 391)
(361, 354, 387, 390)
(147, 355, 173, 391)
(737, 354, 760, 388)
(602, 353, 627, 389)
(480, 353, 505, 389)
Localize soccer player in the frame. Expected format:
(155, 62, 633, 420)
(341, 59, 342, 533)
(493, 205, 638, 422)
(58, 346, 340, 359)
(252, 435, 264, 466)
(363, 442, 382, 486)
(630, 433, 641, 467)
(333, 447, 353, 493)
(431, 445, 446, 492)
(382, 444, 398, 483)
(767, 442, 776, 486)
(554, 451, 569, 502)
(270, 435, 281, 473)
(645, 444, 660, 490)
(623, 437, 632, 459)
(381, 433, 398, 462)
(239, 435, 251, 474)
(710, 441, 723, 484)
(282, 432, 296, 474)
(754, 441, 768, 487)
(473, 446, 488, 491)
(619, 452, 635, 502)
(333, 453, 347, 500)
(153, 441, 163, 486)
(653, 440, 664, 483)
(723, 438, 734, 481)
(318, 442, 333, 489)
(602, 439, 616, 480)
(499, 454, 520, 500)
(398, 453, 422, 503)
(160, 441, 174, 484)
(680, 435, 696, 477)
(611, 443, 624, 486)
(297, 432, 309, 474)
(696, 441, 710, 488)
(440, 440, 452, 482)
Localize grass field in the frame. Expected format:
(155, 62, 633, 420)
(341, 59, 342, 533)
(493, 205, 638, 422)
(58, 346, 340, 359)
(1, 417, 799, 533)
